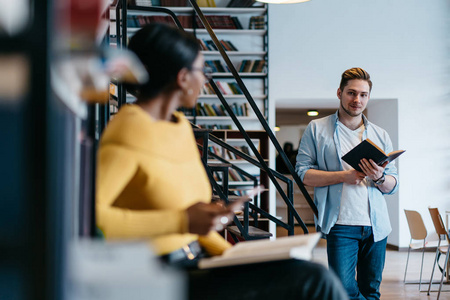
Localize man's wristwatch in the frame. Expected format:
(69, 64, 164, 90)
(373, 174, 386, 185)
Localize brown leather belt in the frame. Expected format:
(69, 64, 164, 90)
(160, 241, 203, 264)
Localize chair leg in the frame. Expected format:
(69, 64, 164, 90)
(419, 246, 425, 291)
(428, 248, 440, 296)
(437, 248, 450, 300)
(404, 243, 411, 282)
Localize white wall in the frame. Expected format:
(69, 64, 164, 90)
(275, 125, 307, 150)
(269, 0, 450, 247)
(367, 99, 399, 245)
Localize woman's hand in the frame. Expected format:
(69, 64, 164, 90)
(186, 202, 234, 235)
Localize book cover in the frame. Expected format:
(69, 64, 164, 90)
(215, 81, 228, 95)
(230, 16, 243, 29)
(204, 103, 217, 116)
(211, 103, 225, 116)
(243, 102, 249, 116)
(219, 40, 232, 51)
(227, 0, 256, 7)
(217, 81, 234, 95)
(205, 40, 218, 51)
(198, 233, 322, 269)
(239, 60, 248, 73)
(228, 82, 243, 94)
(219, 104, 229, 116)
(341, 138, 405, 172)
(198, 39, 208, 51)
(226, 40, 238, 51)
(242, 60, 256, 73)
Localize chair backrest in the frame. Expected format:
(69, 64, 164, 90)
(428, 207, 450, 240)
(404, 209, 427, 240)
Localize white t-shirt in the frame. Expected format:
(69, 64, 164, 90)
(336, 120, 371, 226)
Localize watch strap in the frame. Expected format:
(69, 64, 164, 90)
(373, 174, 385, 185)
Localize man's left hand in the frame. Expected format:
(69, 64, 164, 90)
(359, 159, 388, 181)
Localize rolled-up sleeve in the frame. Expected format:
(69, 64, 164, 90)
(380, 131, 399, 195)
(295, 123, 318, 181)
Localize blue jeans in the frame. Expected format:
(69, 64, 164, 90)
(326, 224, 387, 300)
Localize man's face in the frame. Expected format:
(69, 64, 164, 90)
(337, 79, 370, 118)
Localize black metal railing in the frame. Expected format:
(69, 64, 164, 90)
(116, 0, 318, 239)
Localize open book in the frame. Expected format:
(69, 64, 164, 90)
(341, 138, 405, 172)
(198, 233, 322, 269)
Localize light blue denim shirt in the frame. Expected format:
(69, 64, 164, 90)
(295, 111, 399, 242)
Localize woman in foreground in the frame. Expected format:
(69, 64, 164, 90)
(96, 23, 347, 300)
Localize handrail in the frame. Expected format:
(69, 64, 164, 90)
(198, 137, 307, 234)
(118, 0, 317, 238)
(188, 0, 318, 218)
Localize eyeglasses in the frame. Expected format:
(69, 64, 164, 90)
(191, 66, 213, 80)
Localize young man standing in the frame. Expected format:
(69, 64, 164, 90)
(295, 68, 399, 300)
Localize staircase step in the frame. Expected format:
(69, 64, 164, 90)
(193, 128, 212, 133)
(227, 225, 272, 239)
(212, 195, 251, 202)
(208, 163, 232, 168)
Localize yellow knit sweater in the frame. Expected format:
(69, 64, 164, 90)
(96, 105, 231, 255)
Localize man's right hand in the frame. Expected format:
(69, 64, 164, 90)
(342, 170, 366, 185)
(186, 202, 233, 235)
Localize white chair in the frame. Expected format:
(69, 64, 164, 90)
(427, 207, 449, 299)
(404, 210, 428, 291)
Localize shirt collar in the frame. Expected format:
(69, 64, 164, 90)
(333, 109, 369, 128)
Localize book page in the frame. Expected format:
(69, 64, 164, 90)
(198, 233, 321, 269)
(221, 233, 321, 257)
(366, 139, 387, 156)
(385, 150, 405, 163)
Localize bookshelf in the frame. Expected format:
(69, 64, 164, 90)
(116, 0, 269, 131)
(211, 130, 270, 212)
(113, 0, 282, 237)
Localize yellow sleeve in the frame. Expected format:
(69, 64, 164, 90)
(96, 145, 189, 239)
(198, 231, 232, 256)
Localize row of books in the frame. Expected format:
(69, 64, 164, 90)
(197, 0, 217, 6)
(201, 81, 243, 95)
(212, 168, 247, 182)
(126, 15, 248, 30)
(238, 60, 266, 73)
(195, 15, 243, 29)
(248, 16, 265, 29)
(126, 15, 193, 28)
(227, 0, 256, 7)
(229, 168, 248, 181)
(200, 124, 233, 130)
(208, 145, 255, 160)
(196, 102, 250, 117)
(205, 60, 230, 73)
(198, 39, 238, 51)
(204, 60, 265, 74)
(132, 0, 257, 7)
(131, 0, 190, 6)
(233, 187, 262, 197)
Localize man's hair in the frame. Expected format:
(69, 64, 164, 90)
(339, 67, 372, 92)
